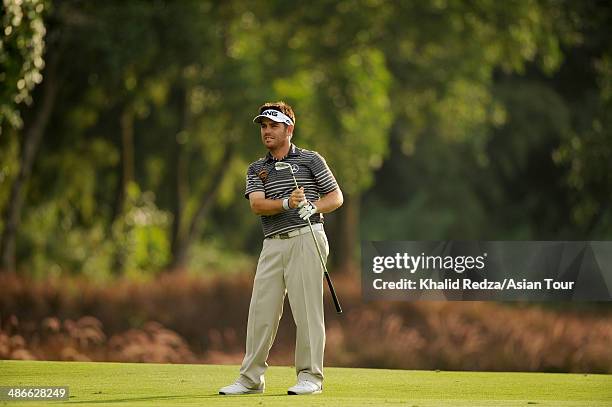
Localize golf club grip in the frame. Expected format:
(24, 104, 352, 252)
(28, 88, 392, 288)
(324, 271, 343, 314)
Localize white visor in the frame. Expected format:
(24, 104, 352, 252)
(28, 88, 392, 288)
(253, 109, 294, 126)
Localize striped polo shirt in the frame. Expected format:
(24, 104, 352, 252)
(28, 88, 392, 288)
(245, 144, 339, 238)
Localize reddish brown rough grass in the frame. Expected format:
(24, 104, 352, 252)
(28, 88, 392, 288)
(1, 271, 611, 372)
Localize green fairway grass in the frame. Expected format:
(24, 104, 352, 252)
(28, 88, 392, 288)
(1, 360, 611, 406)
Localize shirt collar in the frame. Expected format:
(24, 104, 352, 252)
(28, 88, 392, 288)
(265, 143, 301, 162)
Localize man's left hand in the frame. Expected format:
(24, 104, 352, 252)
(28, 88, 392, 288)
(298, 201, 317, 220)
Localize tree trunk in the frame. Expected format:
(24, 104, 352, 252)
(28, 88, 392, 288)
(169, 87, 190, 270)
(333, 192, 360, 274)
(0, 53, 60, 273)
(169, 145, 234, 270)
(112, 105, 135, 219)
(110, 104, 135, 274)
(186, 146, 234, 245)
(168, 142, 189, 270)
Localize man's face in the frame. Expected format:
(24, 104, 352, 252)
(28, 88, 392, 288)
(259, 118, 292, 150)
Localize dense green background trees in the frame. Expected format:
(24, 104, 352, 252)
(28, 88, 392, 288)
(1, 0, 610, 277)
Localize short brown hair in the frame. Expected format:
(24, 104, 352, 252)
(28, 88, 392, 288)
(259, 101, 296, 126)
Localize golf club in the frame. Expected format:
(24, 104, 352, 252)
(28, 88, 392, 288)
(275, 161, 343, 314)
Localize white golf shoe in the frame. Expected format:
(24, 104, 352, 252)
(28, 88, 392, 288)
(218, 381, 263, 395)
(287, 380, 322, 395)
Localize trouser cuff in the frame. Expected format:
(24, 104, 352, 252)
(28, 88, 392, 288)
(236, 375, 264, 390)
(297, 371, 323, 387)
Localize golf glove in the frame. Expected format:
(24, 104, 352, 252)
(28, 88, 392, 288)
(298, 201, 317, 220)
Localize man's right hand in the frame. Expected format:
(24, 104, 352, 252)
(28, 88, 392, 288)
(289, 187, 306, 209)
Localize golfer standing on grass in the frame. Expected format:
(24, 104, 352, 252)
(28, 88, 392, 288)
(219, 101, 343, 396)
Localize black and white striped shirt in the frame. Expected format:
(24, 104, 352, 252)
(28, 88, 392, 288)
(245, 144, 339, 238)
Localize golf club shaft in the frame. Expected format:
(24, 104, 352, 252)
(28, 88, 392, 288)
(290, 175, 343, 314)
(306, 217, 342, 314)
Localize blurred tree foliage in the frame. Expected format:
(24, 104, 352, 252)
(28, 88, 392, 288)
(0, 0, 610, 277)
(0, 0, 47, 133)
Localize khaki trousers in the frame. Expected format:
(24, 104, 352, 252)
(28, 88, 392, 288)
(237, 228, 329, 390)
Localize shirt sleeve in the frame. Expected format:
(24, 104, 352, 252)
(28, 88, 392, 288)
(245, 163, 265, 199)
(311, 153, 339, 194)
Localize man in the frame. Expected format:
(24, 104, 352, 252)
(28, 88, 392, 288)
(219, 101, 343, 396)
